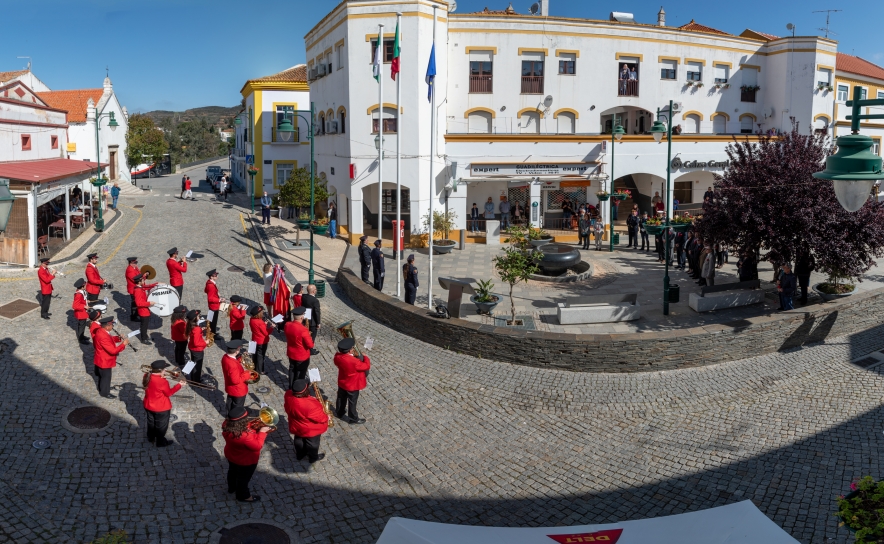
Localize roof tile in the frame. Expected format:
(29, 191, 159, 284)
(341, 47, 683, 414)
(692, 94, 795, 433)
(0, 158, 107, 184)
(836, 53, 884, 82)
(677, 19, 731, 36)
(36, 89, 104, 123)
(247, 64, 308, 84)
(0, 69, 30, 83)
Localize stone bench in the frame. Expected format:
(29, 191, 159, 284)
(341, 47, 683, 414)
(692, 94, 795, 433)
(688, 280, 764, 312)
(556, 293, 640, 324)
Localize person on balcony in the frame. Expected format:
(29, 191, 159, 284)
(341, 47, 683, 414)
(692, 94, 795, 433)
(619, 64, 629, 94)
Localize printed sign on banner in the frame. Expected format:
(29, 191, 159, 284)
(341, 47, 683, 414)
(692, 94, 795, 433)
(547, 529, 623, 543)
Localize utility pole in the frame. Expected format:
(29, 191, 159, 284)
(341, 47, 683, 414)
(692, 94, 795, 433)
(812, 9, 842, 38)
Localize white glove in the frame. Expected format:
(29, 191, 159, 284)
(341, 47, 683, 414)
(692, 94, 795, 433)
(380, 272, 385, 278)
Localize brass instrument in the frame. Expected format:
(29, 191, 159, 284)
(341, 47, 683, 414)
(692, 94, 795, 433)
(220, 301, 230, 316)
(205, 324, 215, 348)
(139, 265, 157, 280)
(49, 267, 64, 277)
(312, 382, 335, 428)
(248, 405, 279, 432)
(336, 320, 364, 360)
(240, 352, 260, 384)
(140, 365, 216, 390)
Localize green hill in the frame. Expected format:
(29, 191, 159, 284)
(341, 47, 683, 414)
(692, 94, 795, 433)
(143, 105, 241, 129)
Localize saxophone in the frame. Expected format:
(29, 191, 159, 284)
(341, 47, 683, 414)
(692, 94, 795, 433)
(312, 381, 335, 428)
(205, 325, 215, 348)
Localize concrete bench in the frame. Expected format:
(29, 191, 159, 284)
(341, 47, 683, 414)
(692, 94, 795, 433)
(556, 293, 640, 324)
(688, 280, 764, 312)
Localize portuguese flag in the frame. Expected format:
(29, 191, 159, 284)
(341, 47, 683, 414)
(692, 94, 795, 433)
(391, 22, 401, 80)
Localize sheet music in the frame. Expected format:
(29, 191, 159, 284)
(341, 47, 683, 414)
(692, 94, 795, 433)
(240, 304, 248, 311)
(304, 308, 312, 320)
(248, 341, 257, 354)
(307, 368, 321, 382)
(364, 336, 374, 350)
(197, 318, 206, 326)
(127, 330, 140, 338)
(182, 361, 195, 374)
(207, 310, 214, 322)
(271, 314, 284, 323)
(185, 250, 193, 258)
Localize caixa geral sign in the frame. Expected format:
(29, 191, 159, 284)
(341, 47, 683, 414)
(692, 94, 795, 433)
(670, 157, 730, 170)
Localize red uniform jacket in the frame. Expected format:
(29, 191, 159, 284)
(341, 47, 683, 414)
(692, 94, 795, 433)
(72, 291, 88, 320)
(284, 321, 314, 361)
(134, 286, 152, 317)
(166, 258, 187, 287)
(249, 316, 273, 345)
(205, 280, 220, 311)
(143, 373, 181, 412)
(93, 328, 125, 369)
(221, 354, 250, 397)
(185, 179, 192, 190)
(90, 320, 101, 338)
(171, 319, 187, 342)
(188, 326, 207, 351)
(292, 294, 302, 308)
(125, 265, 140, 295)
(284, 390, 329, 437)
(229, 305, 246, 331)
(334, 353, 371, 392)
(223, 427, 267, 466)
(37, 266, 53, 295)
(86, 263, 104, 295)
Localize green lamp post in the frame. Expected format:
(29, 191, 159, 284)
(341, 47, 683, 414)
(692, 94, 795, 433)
(609, 122, 626, 251)
(92, 111, 119, 231)
(247, 165, 259, 214)
(813, 86, 884, 211)
(649, 101, 675, 315)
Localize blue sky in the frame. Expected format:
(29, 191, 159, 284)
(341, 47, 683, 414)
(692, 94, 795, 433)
(3, 0, 882, 113)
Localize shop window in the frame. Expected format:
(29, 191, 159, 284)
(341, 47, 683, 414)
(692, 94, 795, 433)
(545, 189, 586, 213)
(382, 188, 409, 213)
(674, 181, 692, 204)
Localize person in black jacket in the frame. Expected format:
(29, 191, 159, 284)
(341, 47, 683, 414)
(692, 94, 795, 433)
(301, 284, 321, 355)
(639, 212, 650, 251)
(403, 254, 419, 305)
(626, 210, 639, 249)
(779, 263, 797, 311)
(737, 248, 758, 282)
(794, 250, 816, 304)
(357, 236, 372, 283)
(371, 239, 385, 291)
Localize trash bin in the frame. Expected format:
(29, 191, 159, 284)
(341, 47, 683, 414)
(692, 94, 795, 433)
(315, 279, 326, 298)
(668, 284, 680, 303)
(612, 233, 620, 245)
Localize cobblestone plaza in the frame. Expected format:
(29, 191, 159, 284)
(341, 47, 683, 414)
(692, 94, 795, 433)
(0, 162, 881, 543)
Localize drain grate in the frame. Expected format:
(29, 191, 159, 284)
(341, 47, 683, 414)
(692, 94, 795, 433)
(132, 205, 144, 209)
(0, 299, 40, 319)
(219, 523, 290, 544)
(227, 266, 246, 273)
(32, 440, 51, 449)
(257, 386, 270, 394)
(853, 357, 881, 369)
(67, 407, 111, 430)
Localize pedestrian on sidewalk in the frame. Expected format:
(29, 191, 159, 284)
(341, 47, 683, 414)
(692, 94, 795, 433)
(639, 212, 650, 251)
(594, 219, 605, 250)
(626, 209, 639, 248)
(371, 240, 385, 291)
(795, 250, 815, 304)
(779, 263, 797, 310)
(181, 175, 187, 199)
(328, 202, 337, 239)
(184, 177, 193, 200)
(110, 183, 120, 210)
(260, 192, 272, 225)
(578, 211, 591, 250)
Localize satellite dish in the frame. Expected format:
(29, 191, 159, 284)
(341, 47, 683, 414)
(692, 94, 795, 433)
(543, 95, 554, 108)
(529, 2, 540, 15)
(786, 23, 794, 31)
(449, 0, 457, 12)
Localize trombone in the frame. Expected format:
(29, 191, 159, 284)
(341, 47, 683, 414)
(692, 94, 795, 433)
(140, 365, 216, 390)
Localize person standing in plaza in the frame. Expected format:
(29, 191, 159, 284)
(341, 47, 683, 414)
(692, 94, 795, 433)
(674, 230, 686, 270)
(260, 192, 272, 225)
(334, 337, 370, 425)
(284, 378, 328, 464)
(72, 278, 90, 344)
(143, 360, 184, 447)
(639, 212, 650, 251)
(249, 306, 273, 375)
(561, 198, 573, 229)
(499, 196, 511, 230)
(594, 218, 605, 250)
(110, 183, 120, 210)
(654, 230, 664, 262)
(37, 257, 55, 319)
(779, 263, 797, 310)
(703, 186, 714, 202)
(181, 175, 187, 199)
(328, 202, 337, 239)
(285, 307, 313, 389)
(186, 310, 207, 383)
(737, 248, 758, 282)
(795, 250, 815, 304)
(85, 252, 105, 303)
(470, 203, 480, 233)
(166, 248, 187, 301)
(483, 197, 495, 224)
(205, 269, 221, 335)
(93, 316, 128, 399)
(221, 339, 250, 417)
(88, 309, 102, 341)
(125, 256, 141, 321)
(371, 239, 385, 291)
(699, 243, 716, 287)
(626, 209, 639, 249)
(227, 295, 246, 341)
(301, 285, 321, 354)
(358, 236, 372, 283)
(578, 211, 591, 250)
(291, 283, 303, 309)
(222, 405, 270, 503)
(170, 305, 188, 368)
(184, 177, 193, 200)
(403, 254, 419, 304)
(133, 274, 157, 345)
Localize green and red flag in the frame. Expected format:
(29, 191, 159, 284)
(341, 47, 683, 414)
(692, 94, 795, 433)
(391, 22, 401, 80)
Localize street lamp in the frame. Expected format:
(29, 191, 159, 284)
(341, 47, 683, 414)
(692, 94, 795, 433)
(813, 86, 884, 212)
(277, 117, 295, 143)
(649, 101, 675, 315)
(247, 166, 259, 214)
(609, 122, 625, 252)
(92, 111, 118, 231)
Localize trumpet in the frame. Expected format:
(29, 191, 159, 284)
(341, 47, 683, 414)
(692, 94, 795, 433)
(140, 365, 216, 390)
(248, 405, 279, 432)
(49, 267, 65, 277)
(102, 281, 114, 290)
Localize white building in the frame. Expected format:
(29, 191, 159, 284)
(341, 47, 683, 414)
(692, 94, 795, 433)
(38, 77, 131, 184)
(0, 69, 51, 92)
(232, 65, 312, 198)
(305, 0, 846, 243)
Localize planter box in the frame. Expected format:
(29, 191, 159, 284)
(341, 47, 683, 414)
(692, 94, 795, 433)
(311, 225, 329, 235)
(530, 237, 553, 248)
(644, 225, 665, 235)
(613, 193, 629, 201)
(670, 223, 691, 233)
(596, 195, 610, 202)
(433, 240, 456, 254)
(270, 209, 280, 217)
(813, 282, 858, 302)
(470, 294, 501, 314)
(297, 220, 311, 229)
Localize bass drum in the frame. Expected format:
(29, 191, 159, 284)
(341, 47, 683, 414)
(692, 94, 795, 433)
(147, 283, 180, 317)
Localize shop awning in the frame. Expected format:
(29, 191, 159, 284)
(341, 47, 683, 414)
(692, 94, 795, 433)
(0, 158, 107, 184)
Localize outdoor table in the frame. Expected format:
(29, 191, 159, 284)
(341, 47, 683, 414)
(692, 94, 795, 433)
(49, 219, 64, 238)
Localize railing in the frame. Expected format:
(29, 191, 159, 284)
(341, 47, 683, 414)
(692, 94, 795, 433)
(469, 75, 493, 93)
(521, 76, 544, 94)
(271, 127, 300, 143)
(618, 79, 639, 97)
(740, 89, 757, 103)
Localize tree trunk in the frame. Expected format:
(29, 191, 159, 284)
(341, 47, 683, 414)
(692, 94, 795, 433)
(509, 282, 515, 324)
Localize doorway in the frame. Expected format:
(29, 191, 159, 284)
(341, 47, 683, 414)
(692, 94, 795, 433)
(109, 149, 117, 180)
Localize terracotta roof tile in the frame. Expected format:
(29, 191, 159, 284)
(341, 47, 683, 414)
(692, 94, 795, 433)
(36, 89, 104, 123)
(0, 158, 107, 184)
(470, 4, 517, 15)
(677, 19, 731, 36)
(740, 29, 779, 41)
(0, 69, 29, 83)
(837, 53, 884, 82)
(248, 64, 308, 84)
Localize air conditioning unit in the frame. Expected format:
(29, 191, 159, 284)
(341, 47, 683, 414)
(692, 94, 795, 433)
(328, 121, 338, 134)
(671, 102, 683, 113)
(309, 68, 318, 80)
(317, 64, 327, 76)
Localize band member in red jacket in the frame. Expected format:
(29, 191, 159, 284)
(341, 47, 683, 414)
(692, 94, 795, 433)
(124, 256, 140, 321)
(284, 307, 313, 390)
(93, 316, 128, 398)
(221, 339, 251, 416)
(205, 269, 221, 335)
(166, 247, 187, 300)
(133, 274, 157, 344)
(284, 379, 329, 463)
(249, 306, 273, 375)
(170, 305, 188, 367)
(88, 310, 102, 340)
(186, 310, 207, 383)
(72, 278, 91, 344)
(291, 283, 303, 309)
(143, 360, 185, 447)
(333, 337, 370, 424)
(228, 295, 246, 340)
(37, 257, 55, 319)
(222, 405, 271, 502)
(85, 252, 105, 302)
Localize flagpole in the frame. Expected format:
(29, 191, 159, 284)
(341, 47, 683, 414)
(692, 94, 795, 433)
(378, 23, 384, 248)
(395, 12, 402, 298)
(427, 6, 437, 310)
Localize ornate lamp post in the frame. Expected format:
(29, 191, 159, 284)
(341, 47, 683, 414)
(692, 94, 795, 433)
(649, 101, 675, 315)
(609, 122, 625, 251)
(92, 111, 119, 231)
(247, 166, 259, 214)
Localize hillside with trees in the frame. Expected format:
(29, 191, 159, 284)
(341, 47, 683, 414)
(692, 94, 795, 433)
(142, 105, 240, 129)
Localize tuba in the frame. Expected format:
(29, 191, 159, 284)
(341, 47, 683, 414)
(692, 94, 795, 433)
(336, 320, 364, 360)
(248, 405, 279, 432)
(139, 264, 157, 280)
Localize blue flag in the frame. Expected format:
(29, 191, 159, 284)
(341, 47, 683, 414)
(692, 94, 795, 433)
(425, 43, 436, 102)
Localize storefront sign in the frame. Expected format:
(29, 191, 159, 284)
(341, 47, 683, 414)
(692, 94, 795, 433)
(670, 157, 729, 170)
(471, 162, 596, 177)
(531, 201, 538, 221)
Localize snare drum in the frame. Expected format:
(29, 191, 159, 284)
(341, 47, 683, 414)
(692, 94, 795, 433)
(92, 304, 107, 314)
(147, 283, 180, 317)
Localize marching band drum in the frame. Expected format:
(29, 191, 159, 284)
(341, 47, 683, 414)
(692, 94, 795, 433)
(147, 284, 180, 317)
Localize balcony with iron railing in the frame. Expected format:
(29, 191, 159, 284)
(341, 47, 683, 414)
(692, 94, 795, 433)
(271, 127, 300, 143)
(740, 89, 757, 103)
(469, 75, 493, 93)
(618, 79, 639, 97)
(521, 76, 544, 94)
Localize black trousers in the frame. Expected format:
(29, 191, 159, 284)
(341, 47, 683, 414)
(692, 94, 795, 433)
(230, 330, 244, 341)
(309, 326, 317, 343)
(581, 232, 590, 250)
(40, 294, 51, 317)
(145, 409, 171, 442)
(174, 341, 188, 367)
(373, 271, 384, 291)
(94, 366, 112, 396)
(87, 292, 99, 302)
(404, 284, 417, 305)
(254, 342, 268, 374)
(140, 316, 149, 342)
(130, 294, 138, 319)
(189, 350, 204, 383)
(294, 435, 322, 462)
(288, 358, 309, 390)
(627, 228, 636, 247)
(360, 264, 371, 283)
(225, 395, 246, 418)
(76, 319, 88, 341)
(640, 232, 650, 250)
(226, 461, 257, 501)
(261, 208, 271, 224)
(210, 310, 219, 334)
(173, 285, 183, 301)
(335, 388, 360, 420)
(798, 275, 811, 302)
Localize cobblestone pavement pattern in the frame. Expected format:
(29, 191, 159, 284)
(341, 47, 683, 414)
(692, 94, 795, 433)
(0, 161, 881, 543)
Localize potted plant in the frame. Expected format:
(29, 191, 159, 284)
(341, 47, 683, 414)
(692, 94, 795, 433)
(817, 82, 827, 92)
(685, 81, 695, 87)
(493, 231, 543, 327)
(722, 83, 730, 89)
(270, 195, 280, 217)
(669, 214, 692, 232)
(813, 269, 858, 302)
(826, 84, 834, 92)
(469, 279, 502, 315)
(644, 216, 665, 235)
(422, 210, 457, 254)
(311, 216, 330, 235)
(527, 226, 553, 247)
(596, 190, 610, 202)
(696, 82, 705, 88)
(90, 175, 109, 187)
(835, 476, 884, 542)
(614, 189, 631, 201)
(297, 212, 311, 230)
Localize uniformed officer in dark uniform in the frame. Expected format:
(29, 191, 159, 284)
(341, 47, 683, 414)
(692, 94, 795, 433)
(403, 254, 419, 305)
(358, 236, 372, 283)
(371, 239, 385, 291)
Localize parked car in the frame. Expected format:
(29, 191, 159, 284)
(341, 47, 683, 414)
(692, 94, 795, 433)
(210, 173, 224, 193)
(206, 165, 221, 182)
